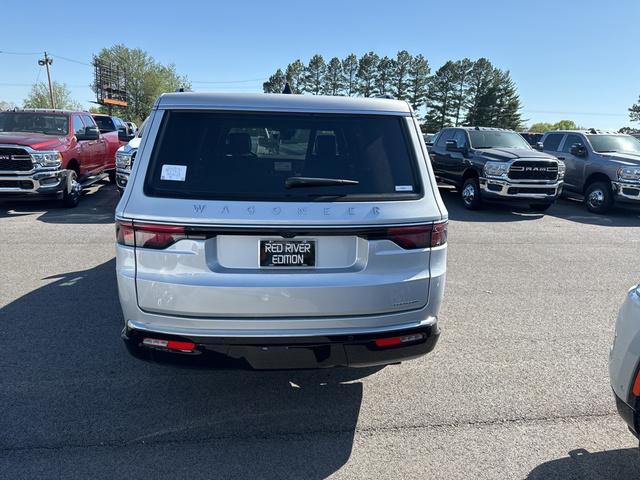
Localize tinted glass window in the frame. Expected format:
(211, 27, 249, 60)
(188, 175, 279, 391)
(520, 133, 543, 145)
(587, 135, 640, 155)
(72, 115, 85, 136)
(145, 111, 420, 202)
(93, 116, 116, 132)
(0, 112, 69, 135)
(543, 133, 563, 151)
(468, 130, 530, 149)
(81, 115, 96, 128)
(452, 130, 467, 148)
(562, 134, 584, 153)
(435, 129, 454, 147)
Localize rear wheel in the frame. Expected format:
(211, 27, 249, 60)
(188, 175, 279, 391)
(61, 171, 82, 208)
(584, 181, 613, 214)
(529, 202, 553, 212)
(461, 177, 482, 210)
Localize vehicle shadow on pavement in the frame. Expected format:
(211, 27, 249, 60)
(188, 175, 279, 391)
(0, 181, 118, 225)
(441, 187, 640, 227)
(527, 448, 640, 479)
(0, 259, 376, 479)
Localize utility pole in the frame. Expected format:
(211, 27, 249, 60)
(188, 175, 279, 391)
(38, 52, 55, 109)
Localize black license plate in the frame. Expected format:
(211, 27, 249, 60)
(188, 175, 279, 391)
(260, 240, 316, 267)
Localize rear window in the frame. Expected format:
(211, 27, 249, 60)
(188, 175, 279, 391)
(144, 111, 421, 202)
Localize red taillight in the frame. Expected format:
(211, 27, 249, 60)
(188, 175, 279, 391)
(633, 370, 640, 396)
(142, 337, 196, 352)
(116, 221, 186, 249)
(385, 221, 448, 249)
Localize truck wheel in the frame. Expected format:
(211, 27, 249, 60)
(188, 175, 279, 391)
(61, 171, 82, 208)
(108, 170, 116, 183)
(529, 202, 553, 212)
(461, 177, 482, 210)
(584, 181, 613, 214)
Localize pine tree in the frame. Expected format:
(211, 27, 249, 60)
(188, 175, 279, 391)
(323, 57, 345, 96)
(464, 58, 497, 126)
(341, 54, 359, 96)
(263, 69, 286, 93)
(490, 70, 523, 130)
(424, 61, 457, 132)
(303, 54, 326, 95)
(392, 50, 412, 100)
(356, 52, 379, 97)
(285, 60, 305, 94)
(375, 56, 394, 96)
(450, 58, 473, 126)
(630, 96, 640, 122)
(407, 54, 430, 111)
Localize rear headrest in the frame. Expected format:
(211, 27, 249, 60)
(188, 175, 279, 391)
(315, 135, 337, 157)
(227, 132, 252, 155)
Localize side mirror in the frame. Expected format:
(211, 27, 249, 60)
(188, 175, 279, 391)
(446, 139, 466, 152)
(534, 141, 544, 151)
(77, 126, 99, 141)
(570, 144, 587, 157)
(425, 141, 434, 147)
(118, 128, 134, 142)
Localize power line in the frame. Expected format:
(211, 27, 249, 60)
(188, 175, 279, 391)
(49, 53, 92, 66)
(523, 109, 627, 117)
(0, 50, 40, 56)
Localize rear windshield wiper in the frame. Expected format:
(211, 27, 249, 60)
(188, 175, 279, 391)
(285, 176, 359, 189)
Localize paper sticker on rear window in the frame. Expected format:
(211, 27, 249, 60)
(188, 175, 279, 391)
(160, 164, 187, 182)
(395, 185, 413, 192)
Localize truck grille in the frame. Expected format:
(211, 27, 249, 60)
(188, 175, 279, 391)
(0, 147, 33, 172)
(508, 161, 558, 181)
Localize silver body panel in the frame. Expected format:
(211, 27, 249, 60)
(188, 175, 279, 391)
(609, 286, 640, 403)
(116, 93, 447, 339)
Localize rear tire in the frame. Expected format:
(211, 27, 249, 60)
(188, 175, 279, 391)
(61, 171, 81, 208)
(584, 181, 613, 214)
(529, 202, 553, 212)
(461, 177, 482, 210)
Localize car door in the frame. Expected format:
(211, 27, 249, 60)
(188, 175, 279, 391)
(557, 133, 586, 191)
(431, 128, 454, 181)
(542, 132, 568, 184)
(81, 114, 107, 174)
(448, 129, 470, 179)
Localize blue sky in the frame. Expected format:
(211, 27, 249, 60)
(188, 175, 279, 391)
(1, 0, 638, 129)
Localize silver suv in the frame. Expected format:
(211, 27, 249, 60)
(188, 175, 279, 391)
(541, 129, 640, 213)
(115, 93, 448, 369)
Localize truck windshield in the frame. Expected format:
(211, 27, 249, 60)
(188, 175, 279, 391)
(469, 131, 531, 149)
(0, 112, 69, 136)
(587, 135, 640, 155)
(144, 111, 420, 202)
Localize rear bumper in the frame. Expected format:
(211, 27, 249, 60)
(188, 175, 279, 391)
(122, 321, 440, 369)
(614, 390, 639, 439)
(479, 177, 562, 202)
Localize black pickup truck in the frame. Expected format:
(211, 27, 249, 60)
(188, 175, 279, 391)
(429, 127, 565, 211)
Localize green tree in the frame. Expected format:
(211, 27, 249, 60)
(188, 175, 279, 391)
(356, 52, 379, 97)
(528, 122, 554, 133)
(0, 100, 16, 110)
(285, 60, 305, 94)
(553, 119, 578, 130)
(23, 81, 82, 110)
(93, 44, 190, 124)
(490, 70, 523, 130)
(263, 69, 287, 93)
(303, 54, 326, 95)
(323, 57, 344, 96)
(341, 54, 359, 96)
(450, 58, 473, 126)
(630, 96, 640, 122)
(424, 61, 457, 131)
(375, 56, 394, 96)
(464, 58, 497, 126)
(392, 50, 412, 100)
(407, 54, 430, 111)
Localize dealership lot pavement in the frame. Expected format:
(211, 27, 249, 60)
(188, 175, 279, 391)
(1, 183, 639, 479)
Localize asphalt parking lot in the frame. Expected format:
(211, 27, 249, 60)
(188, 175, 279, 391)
(1, 183, 639, 479)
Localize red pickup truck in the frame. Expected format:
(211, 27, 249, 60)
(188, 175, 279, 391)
(0, 109, 130, 207)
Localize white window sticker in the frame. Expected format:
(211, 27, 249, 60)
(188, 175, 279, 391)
(160, 164, 187, 182)
(395, 185, 414, 192)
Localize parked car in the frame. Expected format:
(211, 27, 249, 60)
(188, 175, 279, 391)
(91, 114, 133, 179)
(116, 92, 448, 369)
(541, 129, 640, 213)
(125, 121, 137, 135)
(0, 109, 116, 207)
(520, 132, 543, 147)
(430, 126, 564, 211)
(115, 118, 146, 195)
(609, 283, 640, 446)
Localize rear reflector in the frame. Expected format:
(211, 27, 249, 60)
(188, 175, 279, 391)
(374, 333, 425, 348)
(142, 337, 196, 352)
(633, 370, 640, 396)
